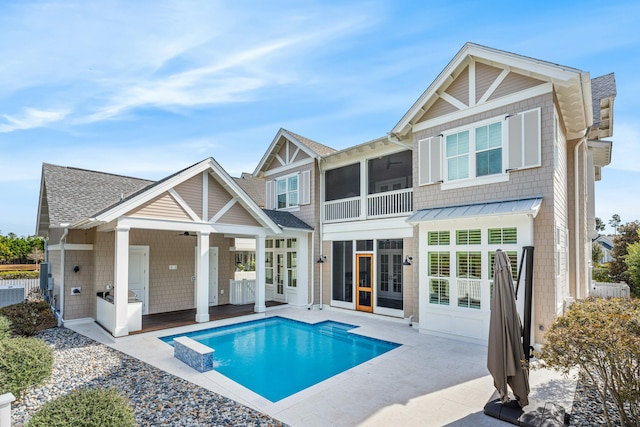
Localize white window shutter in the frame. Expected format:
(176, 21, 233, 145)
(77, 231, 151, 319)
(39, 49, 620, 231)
(419, 136, 442, 185)
(265, 180, 274, 209)
(507, 108, 541, 170)
(300, 170, 311, 205)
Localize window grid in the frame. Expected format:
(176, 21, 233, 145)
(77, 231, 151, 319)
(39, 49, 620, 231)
(488, 227, 517, 244)
(428, 231, 450, 245)
(276, 175, 299, 209)
(456, 229, 481, 245)
(428, 252, 450, 306)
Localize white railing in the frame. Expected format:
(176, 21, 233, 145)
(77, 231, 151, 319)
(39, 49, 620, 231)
(367, 188, 413, 218)
(229, 279, 256, 305)
(457, 278, 482, 309)
(324, 196, 360, 222)
(591, 281, 631, 299)
(323, 189, 413, 223)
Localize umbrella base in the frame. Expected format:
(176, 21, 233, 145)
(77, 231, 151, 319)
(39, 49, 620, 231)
(484, 391, 568, 426)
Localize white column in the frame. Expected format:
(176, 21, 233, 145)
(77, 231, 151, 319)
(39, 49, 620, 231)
(195, 231, 210, 323)
(254, 235, 266, 313)
(113, 225, 130, 337)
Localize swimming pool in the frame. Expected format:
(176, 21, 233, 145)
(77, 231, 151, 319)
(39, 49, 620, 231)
(160, 316, 400, 402)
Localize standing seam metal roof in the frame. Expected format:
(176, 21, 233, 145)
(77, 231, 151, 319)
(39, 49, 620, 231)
(406, 197, 543, 222)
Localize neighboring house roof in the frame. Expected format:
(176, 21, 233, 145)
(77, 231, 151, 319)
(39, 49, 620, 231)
(392, 42, 593, 141)
(253, 128, 336, 176)
(595, 235, 614, 250)
(36, 163, 153, 234)
(234, 173, 265, 207)
(262, 209, 314, 230)
(407, 197, 543, 223)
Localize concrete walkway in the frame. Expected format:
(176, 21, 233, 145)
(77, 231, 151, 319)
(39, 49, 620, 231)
(67, 307, 576, 426)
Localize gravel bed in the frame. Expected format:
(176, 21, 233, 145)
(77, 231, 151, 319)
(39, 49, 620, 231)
(12, 327, 284, 426)
(569, 373, 633, 426)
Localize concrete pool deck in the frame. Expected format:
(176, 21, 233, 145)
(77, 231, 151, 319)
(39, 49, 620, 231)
(67, 306, 577, 426)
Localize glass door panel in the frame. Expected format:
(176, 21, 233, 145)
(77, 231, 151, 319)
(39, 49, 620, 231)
(356, 254, 373, 312)
(275, 253, 285, 300)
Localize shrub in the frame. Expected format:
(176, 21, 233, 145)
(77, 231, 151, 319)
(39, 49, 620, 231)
(0, 270, 39, 279)
(539, 297, 640, 426)
(0, 315, 11, 339)
(27, 388, 136, 427)
(0, 300, 57, 336)
(592, 265, 612, 282)
(0, 336, 53, 399)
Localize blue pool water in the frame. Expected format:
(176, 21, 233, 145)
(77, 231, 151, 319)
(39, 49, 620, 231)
(160, 316, 400, 402)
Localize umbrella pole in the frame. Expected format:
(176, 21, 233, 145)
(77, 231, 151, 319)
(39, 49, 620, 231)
(522, 246, 534, 363)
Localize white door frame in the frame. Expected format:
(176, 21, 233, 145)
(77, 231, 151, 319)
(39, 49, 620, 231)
(129, 245, 149, 315)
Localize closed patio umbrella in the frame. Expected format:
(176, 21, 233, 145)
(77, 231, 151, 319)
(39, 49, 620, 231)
(487, 249, 529, 408)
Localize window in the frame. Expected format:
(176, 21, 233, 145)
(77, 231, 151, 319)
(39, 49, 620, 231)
(428, 231, 450, 245)
(475, 122, 502, 177)
(456, 229, 481, 245)
(265, 251, 273, 285)
(276, 175, 298, 209)
(488, 251, 518, 281)
(287, 251, 297, 287)
(325, 163, 360, 201)
(488, 228, 517, 244)
(428, 252, 450, 305)
(446, 131, 469, 180)
(457, 251, 481, 309)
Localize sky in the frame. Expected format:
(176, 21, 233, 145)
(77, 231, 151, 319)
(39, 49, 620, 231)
(0, 0, 638, 237)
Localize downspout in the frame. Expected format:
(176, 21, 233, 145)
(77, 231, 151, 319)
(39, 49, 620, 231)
(308, 230, 315, 309)
(58, 223, 70, 325)
(574, 128, 590, 300)
(317, 156, 324, 310)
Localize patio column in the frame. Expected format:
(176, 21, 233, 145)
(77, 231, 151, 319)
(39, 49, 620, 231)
(195, 231, 210, 323)
(113, 225, 130, 337)
(254, 235, 266, 313)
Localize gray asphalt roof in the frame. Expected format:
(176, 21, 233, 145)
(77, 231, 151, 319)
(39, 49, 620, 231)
(591, 73, 616, 125)
(262, 209, 313, 230)
(41, 163, 153, 226)
(234, 173, 265, 208)
(284, 129, 336, 156)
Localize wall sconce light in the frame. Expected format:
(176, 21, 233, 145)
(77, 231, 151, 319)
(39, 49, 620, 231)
(317, 255, 327, 264)
(73, 265, 80, 273)
(402, 256, 413, 266)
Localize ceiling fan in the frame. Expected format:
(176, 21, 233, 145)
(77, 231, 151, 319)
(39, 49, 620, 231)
(386, 158, 403, 169)
(177, 231, 197, 237)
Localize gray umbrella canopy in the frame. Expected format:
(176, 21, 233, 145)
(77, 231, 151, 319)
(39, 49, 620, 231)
(487, 250, 530, 407)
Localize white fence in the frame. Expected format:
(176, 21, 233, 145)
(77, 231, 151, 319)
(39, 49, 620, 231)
(229, 279, 256, 305)
(0, 279, 40, 307)
(591, 281, 631, 299)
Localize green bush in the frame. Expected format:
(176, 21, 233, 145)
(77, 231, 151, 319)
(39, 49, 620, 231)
(0, 336, 53, 399)
(0, 315, 11, 339)
(27, 388, 136, 427)
(592, 265, 612, 282)
(539, 297, 640, 426)
(0, 300, 57, 336)
(0, 270, 39, 279)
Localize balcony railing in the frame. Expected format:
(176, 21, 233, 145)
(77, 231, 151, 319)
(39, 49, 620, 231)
(323, 188, 413, 223)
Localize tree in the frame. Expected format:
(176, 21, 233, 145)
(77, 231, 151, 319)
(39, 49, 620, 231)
(625, 232, 640, 296)
(595, 217, 606, 234)
(609, 214, 622, 235)
(609, 221, 640, 286)
(592, 241, 604, 264)
(0, 232, 44, 264)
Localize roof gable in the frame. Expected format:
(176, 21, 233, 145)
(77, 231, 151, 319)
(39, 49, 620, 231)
(253, 128, 335, 176)
(393, 42, 592, 140)
(68, 158, 280, 234)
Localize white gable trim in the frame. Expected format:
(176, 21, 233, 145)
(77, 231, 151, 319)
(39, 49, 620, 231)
(168, 188, 201, 222)
(253, 129, 319, 175)
(210, 198, 238, 223)
(439, 91, 467, 110)
(392, 42, 585, 136)
(477, 68, 510, 104)
(262, 157, 314, 177)
(412, 83, 552, 133)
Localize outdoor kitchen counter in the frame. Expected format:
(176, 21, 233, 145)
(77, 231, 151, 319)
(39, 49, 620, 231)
(96, 292, 142, 333)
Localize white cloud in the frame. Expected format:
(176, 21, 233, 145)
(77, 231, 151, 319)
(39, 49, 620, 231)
(0, 108, 69, 132)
